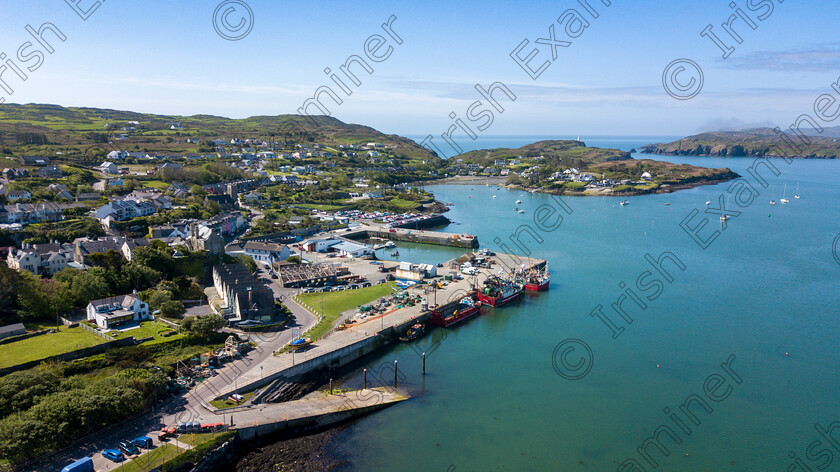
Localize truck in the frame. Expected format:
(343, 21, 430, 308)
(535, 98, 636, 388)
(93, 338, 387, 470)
(61, 457, 94, 472)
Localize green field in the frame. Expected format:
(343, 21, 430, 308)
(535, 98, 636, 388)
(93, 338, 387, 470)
(109, 321, 185, 345)
(122, 443, 184, 472)
(296, 282, 397, 339)
(0, 326, 106, 369)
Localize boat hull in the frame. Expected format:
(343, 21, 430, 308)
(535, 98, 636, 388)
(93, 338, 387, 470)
(429, 304, 481, 328)
(477, 288, 522, 307)
(524, 279, 549, 291)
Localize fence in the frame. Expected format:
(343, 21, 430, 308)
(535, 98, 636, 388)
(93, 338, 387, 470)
(79, 321, 116, 340)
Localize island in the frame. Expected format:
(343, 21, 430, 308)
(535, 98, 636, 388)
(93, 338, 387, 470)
(443, 140, 738, 196)
(640, 127, 840, 159)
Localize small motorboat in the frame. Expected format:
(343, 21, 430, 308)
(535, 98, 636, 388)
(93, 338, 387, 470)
(515, 199, 522, 204)
(391, 250, 400, 257)
(518, 209, 525, 214)
(399, 323, 425, 342)
(620, 200, 629, 206)
(289, 337, 312, 350)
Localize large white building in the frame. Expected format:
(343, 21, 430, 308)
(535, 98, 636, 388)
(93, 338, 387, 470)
(6, 242, 75, 276)
(86, 293, 151, 329)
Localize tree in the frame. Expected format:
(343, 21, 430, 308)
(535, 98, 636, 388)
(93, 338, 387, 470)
(158, 300, 185, 318)
(182, 313, 224, 339)
(237, 255, 257, 273)
(190, 185, 206, 197)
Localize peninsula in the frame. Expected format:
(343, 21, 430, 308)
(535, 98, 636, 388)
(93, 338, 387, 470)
(446, 139, 739, 196)
(640, 127, 840, 159)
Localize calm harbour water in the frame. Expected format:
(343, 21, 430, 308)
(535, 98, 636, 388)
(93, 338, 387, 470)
(325, 136, 840, 471)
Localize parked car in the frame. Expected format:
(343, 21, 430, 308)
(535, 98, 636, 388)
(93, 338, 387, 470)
(102, 449, 124, 462)
(347, 284, 359, 290)
(159, 426, 176, 441)
(302, 287, 316, 293)
(360, 282, 372, 288)
(319, 286, 331, 292)
(118, 440, 140, 456)
(132, 436, 153, 449)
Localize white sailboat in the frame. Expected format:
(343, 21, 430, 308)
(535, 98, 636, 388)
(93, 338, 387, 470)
(780, 184, 789, 204)
(794, 182, 800, 199)
(705, 193, 711, 206)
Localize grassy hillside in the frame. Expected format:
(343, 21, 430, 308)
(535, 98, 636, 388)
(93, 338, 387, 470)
(0, 103, 436, 161)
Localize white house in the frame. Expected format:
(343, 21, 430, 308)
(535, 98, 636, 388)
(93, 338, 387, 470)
(99, 162, 119, 174)
(362, 191, 384, 199)
(641, 171, 653, 181)
(107, 150, 128, 160)
(243, 241, 290, 264)
(86, 293, 151, 329)
(6, 242, 73, 276)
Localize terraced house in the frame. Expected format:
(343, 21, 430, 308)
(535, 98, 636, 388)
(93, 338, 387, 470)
(212, 264, 275, 323)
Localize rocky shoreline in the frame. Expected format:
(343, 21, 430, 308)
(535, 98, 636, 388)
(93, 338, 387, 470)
(428, 172, 740, 197)
(229, 423, 351, 472)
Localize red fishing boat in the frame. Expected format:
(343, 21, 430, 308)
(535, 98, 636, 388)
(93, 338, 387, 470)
(477, 276, 523, 307)
(524, 264, 550, 291)
(429, 297, 481, 327)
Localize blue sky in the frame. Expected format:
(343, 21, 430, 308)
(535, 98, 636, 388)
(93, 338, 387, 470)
(1, 0, 838, 136)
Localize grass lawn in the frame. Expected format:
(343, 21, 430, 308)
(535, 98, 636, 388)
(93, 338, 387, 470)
(122, 443, 183, 472)
(388, 198, 422, 210)
(297, 203, 346, 211)
(296, 282, 397, 339)
(109, 321, 185, 345)
(209, 391, 255, 410)
(142, 180, 171, 189)
(0, 326, 106, 369)
(176, 431, 228, 447)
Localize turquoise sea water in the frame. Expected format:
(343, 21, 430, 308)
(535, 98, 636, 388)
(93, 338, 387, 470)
(327, 137, 840, 472)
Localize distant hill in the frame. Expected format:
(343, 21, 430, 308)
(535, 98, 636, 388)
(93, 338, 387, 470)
(640, 128, 840, 158)
(0, 103, 436, 160)
(454, 139, 631, 165)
